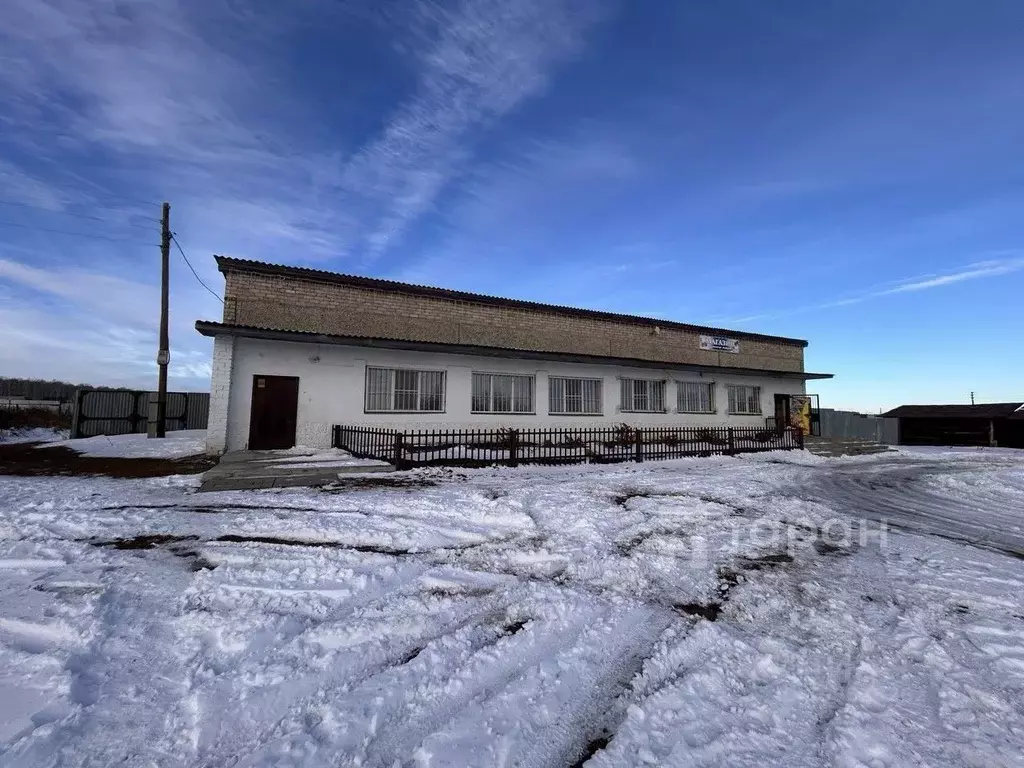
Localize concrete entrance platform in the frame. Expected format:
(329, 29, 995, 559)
(199, 447, 393, 492)
(803, 436, 894, 457)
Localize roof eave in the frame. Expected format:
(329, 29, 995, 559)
(196, 321, 831, 381)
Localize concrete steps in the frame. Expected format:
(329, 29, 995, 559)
(199, 449, 393, 492)
(803, 436, 894, 458)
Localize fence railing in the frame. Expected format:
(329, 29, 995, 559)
(332, 424, 803, 470)
(331, 426, 399, 463)
(71, 389, 210, 438)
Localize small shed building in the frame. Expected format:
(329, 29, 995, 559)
(881, 403, 1024, 448)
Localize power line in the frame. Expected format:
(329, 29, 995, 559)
(0, 199, 157, 230)
(0, 220, 158, 245)
(170, 233, 223, 303)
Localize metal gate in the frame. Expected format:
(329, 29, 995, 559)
(71, 390, 209, 438)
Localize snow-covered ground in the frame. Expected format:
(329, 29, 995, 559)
(1, 448, 1024, 766)
(46, 429, 207, 458)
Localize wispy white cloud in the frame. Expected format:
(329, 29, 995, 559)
(872, 258, 1024, 295)
(1, 0, 610, 261)
(392, 129, 642, 292)
(0, 257, 159, 328)
(0, 289, 209, 388)
(335, 0, 611, 257)
(0, 0, 611, 386)
(722, 254, 1024, 325)
(0, 0, 358, 262)
(0, 160, 69, 211)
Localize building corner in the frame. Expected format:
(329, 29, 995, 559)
(206, 335, 235, 455)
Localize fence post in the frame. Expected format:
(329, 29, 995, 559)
(796, 427, 805, 450)
(634, 427, 643, 463)
(393, 432, 406, 470)
(70, 389, 85, 439)
(509, 429, 519, 468)
(726, 427, 735, 456)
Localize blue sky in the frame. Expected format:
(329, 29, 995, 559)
(1, 0, 1022, 412)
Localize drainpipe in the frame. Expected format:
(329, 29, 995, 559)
(989, 419, 997, 448)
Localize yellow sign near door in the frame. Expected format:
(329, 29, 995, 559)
(790, 395, 812, 434)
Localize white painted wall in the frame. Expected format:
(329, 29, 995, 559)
(219, 337, 808, 451)
(206, 335, 235, 454)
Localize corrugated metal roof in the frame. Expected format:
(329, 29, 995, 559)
(882, 403, 1024, 419)
(214, 255, 809, 348)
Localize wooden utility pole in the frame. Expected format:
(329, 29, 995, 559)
(150, 202, 171, 438)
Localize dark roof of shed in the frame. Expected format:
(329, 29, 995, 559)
(214, 255, 809, 348)
(882, 403, 1024, 419)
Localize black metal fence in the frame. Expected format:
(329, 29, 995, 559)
(71, 389, 210, 438)
(332, 424, 803, 470)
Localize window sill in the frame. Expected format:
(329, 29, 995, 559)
(620, 410, 669, 414)
(677, 410, 717, 415)
(727, 412, 763, 416)
(470, 411, 537, 416)
(548, 412, 604, 417)
(364, 410, 447, 414)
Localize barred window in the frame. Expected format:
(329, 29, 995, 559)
(549, 377, 602, 415)
(365, 367, 445, 412)
(472, 373, 534, 413)
(677, 381, 716, 414)
(619, 378, 666, 413)
(727, 385, 762, 415)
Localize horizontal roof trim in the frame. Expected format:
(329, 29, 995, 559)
(196, 321, 833, 381)
(214, 256, 808, 348)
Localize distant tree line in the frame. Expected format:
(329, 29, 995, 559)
(0, 377, 131, 402)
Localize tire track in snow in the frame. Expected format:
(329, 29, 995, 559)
(189, 559, 522, 765)
(358, 597, 672, 768)
(5, 556, 201, 768)
(216, 617, 522, 767)
(809, 460, 1024, 559)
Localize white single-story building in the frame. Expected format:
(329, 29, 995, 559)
(196, 257, 832, 453)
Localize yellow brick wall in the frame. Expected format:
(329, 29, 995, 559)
(222, 270, 804, 373)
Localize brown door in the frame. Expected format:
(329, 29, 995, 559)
(774, 394, 790, 428)
(248, 375, 299, 450)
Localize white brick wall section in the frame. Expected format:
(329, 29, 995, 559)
(223, 336, 810, 451)
(206, 335, 235, 454)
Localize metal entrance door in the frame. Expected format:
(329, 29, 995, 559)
(774, 393, 821, 436)
(247, 375, 299, 450)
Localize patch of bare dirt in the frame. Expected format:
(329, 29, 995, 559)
(321, 475, 440, 491)
(0, 443, 214, 477)
(88, 534, 217, 571)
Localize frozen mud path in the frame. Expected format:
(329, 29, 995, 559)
(2, 450, 1024, 766)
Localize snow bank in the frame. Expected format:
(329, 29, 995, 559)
(47, 429, 207, 459)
